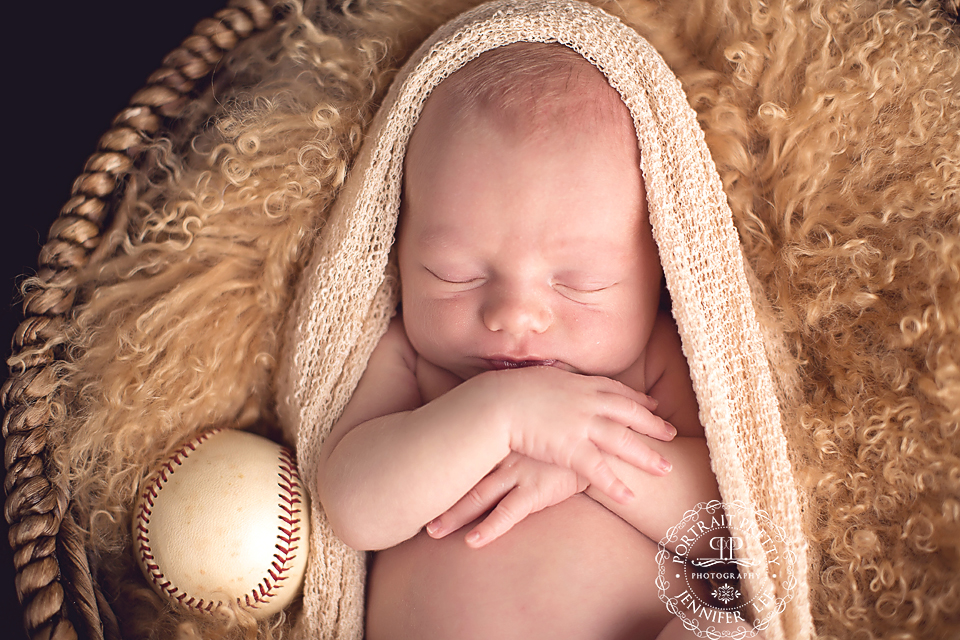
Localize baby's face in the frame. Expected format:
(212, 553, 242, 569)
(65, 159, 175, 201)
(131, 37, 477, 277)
(398, 104, 662, 382)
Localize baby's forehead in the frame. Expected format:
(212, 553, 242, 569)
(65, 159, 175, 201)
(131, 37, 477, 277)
(417, 42, 635, 143)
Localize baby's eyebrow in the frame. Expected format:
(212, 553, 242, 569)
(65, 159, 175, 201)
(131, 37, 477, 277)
(552, 235, 633, 257)
(414, 225, 469, 249)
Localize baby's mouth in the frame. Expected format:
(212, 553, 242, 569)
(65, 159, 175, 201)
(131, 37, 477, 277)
(486, 358, 558, 370)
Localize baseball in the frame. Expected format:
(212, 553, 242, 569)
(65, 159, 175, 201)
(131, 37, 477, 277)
(134, 428, 310, 618)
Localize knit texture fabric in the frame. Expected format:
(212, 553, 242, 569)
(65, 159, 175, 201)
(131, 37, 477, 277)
(276, 1, 813, 638)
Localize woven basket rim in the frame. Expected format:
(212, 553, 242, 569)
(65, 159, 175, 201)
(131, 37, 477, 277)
(2, 2, 277, 637)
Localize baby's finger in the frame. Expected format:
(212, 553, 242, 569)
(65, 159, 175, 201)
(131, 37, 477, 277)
(590, 419, 672, 476)
(593, 376, 659, 413)
(567, 441, 635, 504)
(597, 390, 676, 441)
(464, 486, 537, 548)
(427, 472, 512, 539)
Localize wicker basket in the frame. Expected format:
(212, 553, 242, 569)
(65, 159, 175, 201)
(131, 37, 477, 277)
(2, 3, 278, 636)
(4, 1, 959, 639)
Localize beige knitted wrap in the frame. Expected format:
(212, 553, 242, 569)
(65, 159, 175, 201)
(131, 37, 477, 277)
(277, 1, 813, 638)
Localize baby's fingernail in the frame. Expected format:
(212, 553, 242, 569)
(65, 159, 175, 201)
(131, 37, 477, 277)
(426, 519, 442, 535)
(659, 458, 673, 473)
(621, 486, 636, 502)
(465, 530, 482, 545)
(665, 420, 677, 437)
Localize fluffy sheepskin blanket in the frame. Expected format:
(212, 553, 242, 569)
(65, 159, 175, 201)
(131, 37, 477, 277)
(277, 1, 813, 638)
(41, 0, 958, 638)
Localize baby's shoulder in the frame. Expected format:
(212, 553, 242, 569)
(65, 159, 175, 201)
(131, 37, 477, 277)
(322, 314, 423, 446)
(645, 310, 684, 370)
(377, 313, 417, 360)
(379, 315, 462, 404)
(614, 311, 680, 393)
(644, 311, 703, 436)
(378, 315, 419, 372)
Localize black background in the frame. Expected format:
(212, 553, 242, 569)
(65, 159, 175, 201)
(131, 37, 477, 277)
(2, 0, 234, 631)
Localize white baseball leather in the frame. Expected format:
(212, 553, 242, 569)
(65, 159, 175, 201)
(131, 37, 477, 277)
(134, 428, 310, 618)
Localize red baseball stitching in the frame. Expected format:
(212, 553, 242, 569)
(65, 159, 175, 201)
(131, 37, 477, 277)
(134, 428, 305, 615)
(243, 445, 304, 610)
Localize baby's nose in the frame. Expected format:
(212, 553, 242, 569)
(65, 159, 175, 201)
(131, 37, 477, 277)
(482, 288, 552, 336)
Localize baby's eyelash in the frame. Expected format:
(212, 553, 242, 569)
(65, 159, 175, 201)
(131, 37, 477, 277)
(554, 282, 613, 294)
(425, 267, 482, 284)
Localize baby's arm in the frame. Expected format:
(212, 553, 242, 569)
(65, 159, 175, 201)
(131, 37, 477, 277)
(317, 318, 504, 550)
(430, 437, 716, 550)
(585, 313, 721, 552)
(317, 316, 675, 551)
(585, 438, 720, 550)
(431, 313, 720, 552)
(424, 451, 589, 546)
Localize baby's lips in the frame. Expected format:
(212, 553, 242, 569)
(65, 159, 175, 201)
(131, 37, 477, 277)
(485, 358, 559, 370)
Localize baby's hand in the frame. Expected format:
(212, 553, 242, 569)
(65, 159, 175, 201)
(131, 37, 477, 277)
(425, 452, 587, 548)
(477, 365, 675, 504)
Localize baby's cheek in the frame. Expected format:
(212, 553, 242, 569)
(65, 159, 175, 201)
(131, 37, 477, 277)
(570, 309, 648, 374)
(406, 298, 470, 355)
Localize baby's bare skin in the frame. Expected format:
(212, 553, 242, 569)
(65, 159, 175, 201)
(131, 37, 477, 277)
(367, 494, 673, 640)
(316, 44, 748, 640)
(363, 315, 702, 640)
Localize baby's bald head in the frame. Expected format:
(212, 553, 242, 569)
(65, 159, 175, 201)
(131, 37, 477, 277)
(411, 42, 636, 151)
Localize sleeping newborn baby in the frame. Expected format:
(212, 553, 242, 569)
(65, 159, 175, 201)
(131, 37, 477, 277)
(317, 43, 753, 639)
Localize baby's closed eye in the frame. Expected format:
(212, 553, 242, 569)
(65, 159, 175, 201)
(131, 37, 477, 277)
(551, 277, 618, 301)
(551, 267, 619, 291)
(424, 265, 486, 286)
(553, 281, 615, 293)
